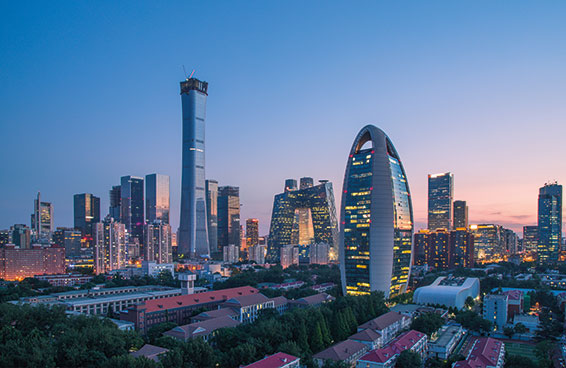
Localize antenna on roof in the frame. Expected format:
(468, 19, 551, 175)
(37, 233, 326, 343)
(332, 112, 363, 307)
(182, 65, 188, 79)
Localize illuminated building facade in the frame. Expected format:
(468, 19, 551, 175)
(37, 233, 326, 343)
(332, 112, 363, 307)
(120, 176, 144, 243)
(93, 217, 126, 274)
(267, 178, 338, 262)
(179, 77, 210, 258)
(73, 193, 100, 237)
(218, 186, 241, 250)
(340, 125, 413, 298)
(470, 224, 504, 262)
(450, 229, 474, 268)
(246, 219, 259, 247)
(413, 230, 429, 266)
(280, 244, 299, 268)
(0, 244, 65, 281)
(52, 227, 82, 259)
(144, 221, 172, 264)
(10, 224, 31, 249)
(538, 182, 562, 264)
(453, 200, 468, 229)
(205, 179, 218, 254)
(31, 192, 53, 239)
(428, 173, 453, 231)
(145, 174, 170, 225)
(522, 226, 538, 252)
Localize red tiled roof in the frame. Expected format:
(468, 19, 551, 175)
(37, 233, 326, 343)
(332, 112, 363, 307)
(359, 311, 407, 331)
(242, 352, 300, 368)
(503, 290, 522, 300)
(453, 337, 504, 368)
(144, 286, 259, 313)
(358, 330, 426, 364)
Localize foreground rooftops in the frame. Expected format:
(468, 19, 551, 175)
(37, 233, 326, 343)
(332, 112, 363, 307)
(453, 337, 504, 368)
(130, 344, 169, 362)
(164, 315, 240, 340)
(143, 286, 259, 313)
(358, 311, 408, 331)
(358, 330, 426, 364)
(313, 339, 367, 361)
(223, 293, 270, 307)
(242, 352, 300, 368)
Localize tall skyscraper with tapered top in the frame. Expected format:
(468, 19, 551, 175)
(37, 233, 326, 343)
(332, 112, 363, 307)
(178, 77, 210, 258)
(340, 125, 414, 298)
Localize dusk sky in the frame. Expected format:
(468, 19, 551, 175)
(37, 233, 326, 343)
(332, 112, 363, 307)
(1, 1, 566, 235)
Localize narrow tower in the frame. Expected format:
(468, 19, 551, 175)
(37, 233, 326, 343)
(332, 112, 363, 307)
(178, 77, 210, 258)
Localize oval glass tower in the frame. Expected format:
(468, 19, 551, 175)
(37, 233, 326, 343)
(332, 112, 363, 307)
(339, 125, 414, 298)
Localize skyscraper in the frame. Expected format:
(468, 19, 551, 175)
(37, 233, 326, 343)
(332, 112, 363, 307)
(93, 216, 126, 274)
(267, 178, 339, 262)
(52, 227, 82, 259)
(145, 174, 170, 224)
(120, 176, 144, 243)
(340, 125, 414, 298)
(428, 173, 454, 230)
(73, 193, 100, 236)
(453, 200, 468, 229)
(470, 224, 504, 262)
(246, 218, 259, 247)
(205, 179, 218, 254)
(538, 182, 562, 264)
(522, 226, 538, 253)
(109, 185, 121, 221)
(218, 186, 240, 248)
(31, 192, 53, 239)
(450, 228, 474, 268)
(144, 221, 172, 264)
(178, 77, 210, 258)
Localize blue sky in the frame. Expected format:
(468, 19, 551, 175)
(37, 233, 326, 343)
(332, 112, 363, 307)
(1, 1, 566, 234)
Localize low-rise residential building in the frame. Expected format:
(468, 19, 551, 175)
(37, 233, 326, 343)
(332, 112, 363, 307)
(242, 352, 300, 368)
(483, 294, 508, 330)
(271, 281, 305, 290)
(428, 324, 465, 359)
(513, 314, 540, 333)
(289, 293, 335, 309)
(355, 330, 427, 368)
(541, 274, 566, 289)
(357, 311, 411, 345)
(120, 286, 260, 333)
(502, 290, 523, 319)
(270, 296, 289, 314)
(34, 273, 93, 287)
(312, 283, 336, 293)
(453, 337, 505, 368)
(163, 315, 240, 342)
(130, 344, 169, 362)
(191, 307, 238, 323)
(349, 328, 383, 350)
(313, 339, 369, 367)
(221, 293, 274, 323)
(413, 277, 480, 309)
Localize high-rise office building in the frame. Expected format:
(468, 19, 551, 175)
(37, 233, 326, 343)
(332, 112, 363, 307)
(538, 182, 562, 264)
(73, 193, 100, 236)
(248, 244, 266, 264)
(339, 125, 414, 298)
(309, 242, 330, 265)
(145, 174, 170, 225)
(223, 244, 239, 264)
(300, 177, 314, 190)
(144, 221, 172, 264)
(120, 176, 144, 243)
(10, 224, 31, 249)
(109, 185, 121, 221)
(450, 228, 474, 268)
(523, 226, 538, 253)
(93, 217, 126, 274)
(178, 77, 210, 258)
(503, 228, 518, 255)
(246, 219, 259, 247)
(470, 224, 504, 262)
(0, 230, 9, 246)
(218, 186, 240, 249)
(205, 179, 218, 254)
(267, 178, 338, 262)
(453, 200, 468, 229)
(413, 230, 430, 266)
(280, 244, 299, 269)
(52, 227, 82, 259)
(31, 192, 53, 239)
(428, 173, 454, 230)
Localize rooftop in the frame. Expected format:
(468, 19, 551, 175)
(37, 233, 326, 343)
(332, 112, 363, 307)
(358, 330, 426, 364)
(241, 352, 300, 368)
(164, 315, 240, 339)
(291, 293, 335, 306)
(359, 311, 407, 331)
(313, 339, 367, 361)
(130, 344, 169, 362)
(223, 293, 270, 307)
(453, 337, 504, 368)
(349, 328, 382, 341)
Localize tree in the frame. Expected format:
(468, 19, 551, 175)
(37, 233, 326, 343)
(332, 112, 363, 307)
(514, 323, 527, 335)
(411, 312, 444, 336)
(503, 327, 514, 338)
(455, 311, 492, 333)
(395, 350, 422, 368)
(504, 355, 537, 368)
(465, 296, 475, 309)
(146, 322, 177, 344)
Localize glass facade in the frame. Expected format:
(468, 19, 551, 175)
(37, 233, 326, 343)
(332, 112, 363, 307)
(109, 185, 121, 222)
(470, 224, 503, 262)
(179, 78, 210, 258)
(73, 193, 100, 236)
(218, 186, 240, 249)
(538, 183, 562, 264)
(120, 176, 144, 243)
(267, 178, 338, 263)
(453, 200, 468, 229)
(206, 179, 219, 254)
(428, 173, 453, 230)
(145, 174, 170, 225)
(523, 226, 538, 252)
(340, 125, 414, 298)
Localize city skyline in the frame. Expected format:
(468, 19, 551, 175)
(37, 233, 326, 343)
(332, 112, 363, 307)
(2, 2, 566, 236)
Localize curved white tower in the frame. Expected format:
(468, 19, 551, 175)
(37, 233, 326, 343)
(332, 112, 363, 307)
(340, 125, 414, 298)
